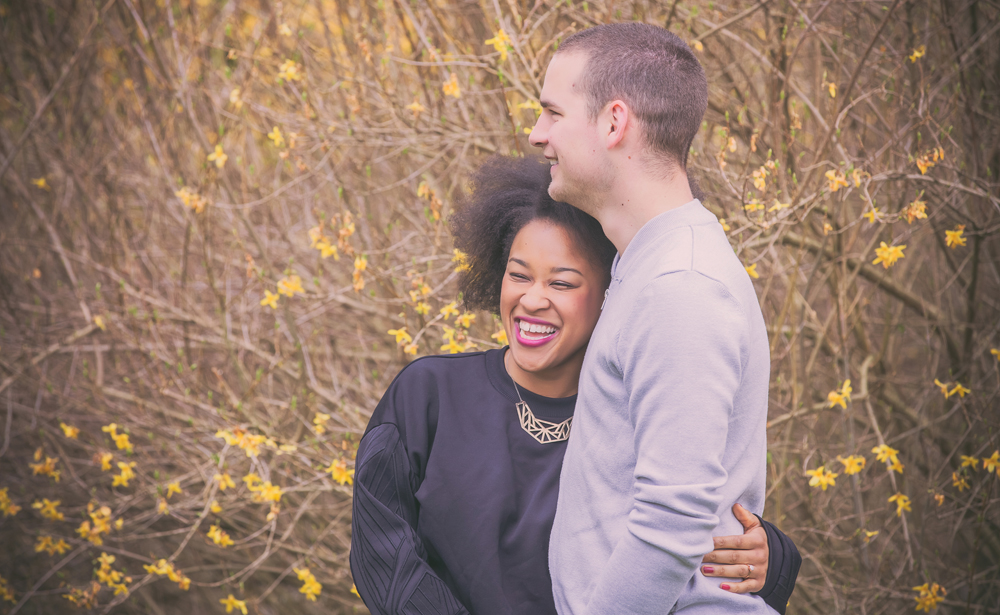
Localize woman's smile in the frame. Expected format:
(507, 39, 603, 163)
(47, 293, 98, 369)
(514, 316, 559, 346)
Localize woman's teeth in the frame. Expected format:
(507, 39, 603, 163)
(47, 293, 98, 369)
(518, 321, 556, 339)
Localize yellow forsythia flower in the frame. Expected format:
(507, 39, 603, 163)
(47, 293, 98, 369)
(207, 523, 235, 547)
(267, 126, 285, 148)
(327, 459, 355, 486)
(277, 59, 304, 82)
(294, 567, 323, 601)
(220, 594, 247, 614)
(862, 208, 880, 223)
(888, 492, 911, 516)
(983, 451, 1000, 474)
(166, 481, 182, 498)
(388, 328, 413, 345)
(406, 99, 426, 117)
(442, 73, 461, 98)
(214, 473, 236, 491)
(484, 29, 511, 61)
(0, 488, 21, 517)
(945, 225, 966, 248)
(837, 455, 866, 475)
(827, 379, 852, 409)
(908, 45, 926, 63)
(912, 582, 946, 612)
(744, 263, 759, 279)
(904, 199, 927, 223)
(440, 301, 459, 319)
(60, 422, 80, 439)
(806, 466, 838, 491)
(314, 412, 331, 434)
(871, 242, 905, 268)
(949, 382, 970, 398)
(825, 170, 848, 192)
(952, 471, 969, 491)
(491, 329, 508, 346)
(260, 290, 279, 309)
(207, 145, 228, 169)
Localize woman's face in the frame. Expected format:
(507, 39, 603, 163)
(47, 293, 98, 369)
(500, 219, 606, 396)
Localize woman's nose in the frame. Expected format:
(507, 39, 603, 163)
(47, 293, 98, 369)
(519, 284, 549, 311)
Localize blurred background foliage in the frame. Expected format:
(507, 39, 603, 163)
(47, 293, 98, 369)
(0, 0, 998, 613)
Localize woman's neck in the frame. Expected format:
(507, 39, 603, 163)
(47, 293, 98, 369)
(503, 349, 580, 398)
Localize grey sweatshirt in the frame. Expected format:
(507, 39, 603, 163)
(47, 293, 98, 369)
(549, 200, 772, 614)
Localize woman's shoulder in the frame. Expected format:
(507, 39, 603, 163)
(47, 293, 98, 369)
(388, 348, 498, 389)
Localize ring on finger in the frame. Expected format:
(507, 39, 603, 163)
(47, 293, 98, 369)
(743, 564, 755, 579)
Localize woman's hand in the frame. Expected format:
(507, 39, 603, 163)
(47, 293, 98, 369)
(700, 503, 768, 593)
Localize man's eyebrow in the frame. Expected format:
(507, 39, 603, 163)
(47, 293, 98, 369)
(539, 99, 558, 111)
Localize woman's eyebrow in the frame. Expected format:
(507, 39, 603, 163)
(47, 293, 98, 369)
(551, 266, 582, 275)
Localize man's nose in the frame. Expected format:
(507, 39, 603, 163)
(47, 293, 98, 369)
(528, 119, 546, 149)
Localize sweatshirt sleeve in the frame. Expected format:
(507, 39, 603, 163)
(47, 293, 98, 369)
(753, 516, 801, 615)
(583, 272, 750, 614)
(351, 422, 470, 615)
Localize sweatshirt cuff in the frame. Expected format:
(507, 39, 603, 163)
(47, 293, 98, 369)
(751, 514, 801, 615)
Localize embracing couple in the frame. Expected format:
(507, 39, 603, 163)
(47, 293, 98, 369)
(351, 23, 799, 615)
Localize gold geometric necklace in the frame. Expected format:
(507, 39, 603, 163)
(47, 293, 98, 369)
(512, 381, 573, 444)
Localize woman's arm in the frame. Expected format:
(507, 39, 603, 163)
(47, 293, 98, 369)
(699, 503, 801, 614)
(351, 423, 470, 615)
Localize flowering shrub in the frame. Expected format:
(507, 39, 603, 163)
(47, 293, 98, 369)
(0, 0, 997, 613)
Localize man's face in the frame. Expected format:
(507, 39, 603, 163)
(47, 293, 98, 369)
(529, 52, 611, 213)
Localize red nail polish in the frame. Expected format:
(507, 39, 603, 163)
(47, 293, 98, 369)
(702, 566, 714, 573)
(721, 584, 731, 591)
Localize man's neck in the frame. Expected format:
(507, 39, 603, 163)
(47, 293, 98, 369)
(594, 170, 695, 255)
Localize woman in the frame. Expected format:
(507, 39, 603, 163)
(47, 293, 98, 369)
(350, 156, 799, 615)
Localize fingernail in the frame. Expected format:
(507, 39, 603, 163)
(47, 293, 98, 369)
(720, 584, 731, 591)
(702, 566, 714, 573)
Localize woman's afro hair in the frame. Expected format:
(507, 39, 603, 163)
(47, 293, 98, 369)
(450, 155, 617, 314)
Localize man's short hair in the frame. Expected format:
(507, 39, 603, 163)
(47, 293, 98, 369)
(557, 23, 708, 171)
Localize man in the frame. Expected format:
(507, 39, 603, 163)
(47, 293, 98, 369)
(529, 23, 774, 613)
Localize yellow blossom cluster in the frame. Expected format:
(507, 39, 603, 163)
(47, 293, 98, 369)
(915, 147, 944, 174)
(144, 558, 191, 590)
(440, 325, 474, 354)
(326, 458, 354, 486)
(387, 327, 418, 356)
(837, 455, 866, 475)
(353, 256, 368, 292)
(913, 582, 946, 611)
(32, 498, 64, 521)
(29, 447, 61, 483)
(0, 487, 21, 517)
(102, 423, 134, 452)
(208, 523, 235, 547)
(417, 180, 444, 221)
(491, 328, 508, 346)
(452, 248, 470, 273)
(214, 472, 236, 491)
(827, 379, 852, 409)
(220, 594, 248, 614)
(442, 73, 461, 98)
(903, 198, 928, 223)
(175, 186, 209, 213)
(888, 492, 912, 517)
(484, 29, 511, 61)
(872, 242, 906, 268)
(825, 169, 849, 192)
(294, 567, 323, 601)
(242, 472, 283, 503)
(0, 575, 15, 603)
(944, 225, 966, 248)
(806, 465, 838, 490)
(60, 422, 80, 439)
(112, 461, 137, 487)
(95, 552, 131, 596)
(872, 444, 904, 474)
(909, 45, 926, 63)
(277, 58, 304, 82)
(933, 379, 971, 398)
(308, 212, 356, 263)
(207, 144, 228, 169)
(313, 412, 331, 434)
(77, 502, 115, 545)
(215, 427, 280, 457)
(98, 451, 114, 471)
(744, 263, 759, 279)
(63, 582, 101, 609)
(35, 534, 70, 556)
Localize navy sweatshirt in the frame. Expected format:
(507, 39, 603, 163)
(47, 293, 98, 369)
(350, 349, 799, 615)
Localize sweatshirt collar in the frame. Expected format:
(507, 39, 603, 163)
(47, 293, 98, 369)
(610, 199, 713, 282)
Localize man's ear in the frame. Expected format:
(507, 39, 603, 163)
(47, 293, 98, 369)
(604, 100, 630, 149)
